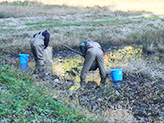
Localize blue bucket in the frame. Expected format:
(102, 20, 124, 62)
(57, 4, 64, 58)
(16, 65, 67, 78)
(110, 68, 123, 81)
(19, 54, 29, 71)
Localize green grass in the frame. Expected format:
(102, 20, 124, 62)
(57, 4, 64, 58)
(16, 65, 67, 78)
(0, 65, 98, 123)
(0, 13, 5, 18)
(24, 16, 161, 30)
(0, 15, 161, 37)
(24, 15, 162, 29)
(0, 1, 38, 6)
(24, 18, 134, 29)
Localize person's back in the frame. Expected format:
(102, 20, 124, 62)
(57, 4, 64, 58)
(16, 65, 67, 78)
(86, 40, 101, 49)
(79, 40, 106, 87)
(31, 32, 44, 46)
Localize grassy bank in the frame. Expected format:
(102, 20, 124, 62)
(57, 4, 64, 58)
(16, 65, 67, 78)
(0, 65, 99, 122)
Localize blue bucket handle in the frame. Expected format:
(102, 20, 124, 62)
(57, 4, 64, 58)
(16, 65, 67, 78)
(19, 54, 29, 62)
(22, 55, 29, 62)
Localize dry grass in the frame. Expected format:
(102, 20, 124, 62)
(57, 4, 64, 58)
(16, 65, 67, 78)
(52, 62, 65, 77)
(157, 41, 164, 52)
(122, 59, 164, 80)
(0, 4, 95, 18)
(145, 43, 156, 53)
(1, 16, 164, 55)
(1, 1, 164, 55)
(102, 108, 136, 123)
(1, 0, 164, 14)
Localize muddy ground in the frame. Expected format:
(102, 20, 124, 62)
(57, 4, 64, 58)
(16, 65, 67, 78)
(1, 47, 164, 122)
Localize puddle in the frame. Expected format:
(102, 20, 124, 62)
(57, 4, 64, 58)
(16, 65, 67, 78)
(26, 50, 120, 91)
(51, 59, 112, 90)
(23, 54, 119, 91)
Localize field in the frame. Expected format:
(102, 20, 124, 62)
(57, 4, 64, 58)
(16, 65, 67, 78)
(0, 0, 164, 122)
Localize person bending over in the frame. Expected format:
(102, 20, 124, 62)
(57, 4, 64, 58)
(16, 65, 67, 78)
(30, 30, 50, 76)
(79, 40, 106, 87)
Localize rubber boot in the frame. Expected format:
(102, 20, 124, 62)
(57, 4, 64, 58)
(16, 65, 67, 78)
(33, 63, 42, 74)
(80, 80, 86, 87)
(100, 77, 106, 87)
(38, 65, 45, 79)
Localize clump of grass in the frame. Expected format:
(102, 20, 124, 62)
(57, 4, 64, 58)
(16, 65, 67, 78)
(144, 43, 155, 54)
(130, 30, 164, 54)
(9, 1, 38, 6)
(122, 59, 164, 80)
(157, 41, 164, 52)
(103, 45, 164, 80)
(0, 12, 5, 18)
(102, 107, 136, 123)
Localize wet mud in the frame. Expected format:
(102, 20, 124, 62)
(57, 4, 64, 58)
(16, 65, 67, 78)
(0, 48, 164, 123)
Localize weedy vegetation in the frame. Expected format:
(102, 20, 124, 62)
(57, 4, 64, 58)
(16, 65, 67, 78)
(0, 65, 101, 122)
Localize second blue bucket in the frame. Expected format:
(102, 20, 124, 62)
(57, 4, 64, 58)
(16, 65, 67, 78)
(19, 54, 29, 71)
(110, 68, 123, 81)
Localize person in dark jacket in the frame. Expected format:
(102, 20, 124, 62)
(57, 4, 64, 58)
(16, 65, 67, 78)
(31, 30, 50, 75)
(79, 40, 106, 87)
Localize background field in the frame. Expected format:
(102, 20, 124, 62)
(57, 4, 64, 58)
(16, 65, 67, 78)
(1, 0, 164, 14)
(1, 0, 164, 54)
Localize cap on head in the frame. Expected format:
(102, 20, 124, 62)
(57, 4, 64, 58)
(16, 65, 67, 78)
(84, 40, 88, 43)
